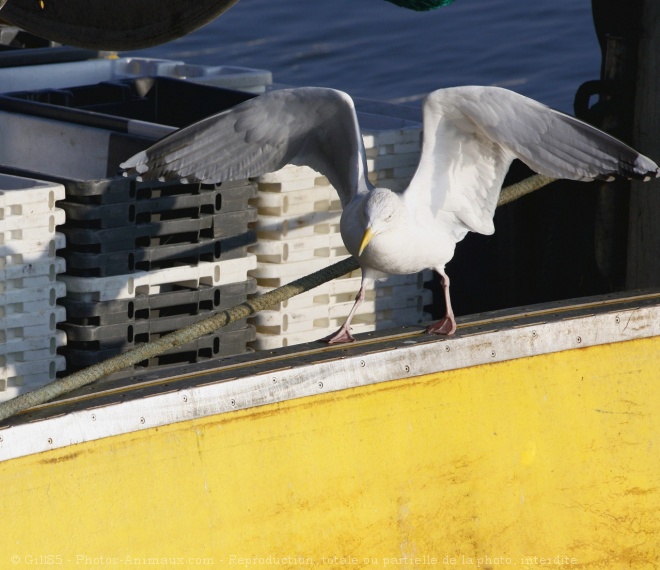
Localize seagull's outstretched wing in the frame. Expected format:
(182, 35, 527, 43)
(121, 87, 371, 208)
(404, 85, 659, 235)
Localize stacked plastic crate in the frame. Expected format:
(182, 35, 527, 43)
(250, 113, 433, 349)
(56, 177, 258, 378)
(0, 70, 433, 360)
(0, 174, 67, 401)
(0, 100, 258, 383)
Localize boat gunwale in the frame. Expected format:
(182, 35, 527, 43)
(0, 287, 659, 462)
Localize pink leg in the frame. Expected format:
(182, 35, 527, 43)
(320, 283, 366, 344)
(426, 270, 457, 335)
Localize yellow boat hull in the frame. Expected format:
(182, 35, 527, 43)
(0, 292, 658, 569)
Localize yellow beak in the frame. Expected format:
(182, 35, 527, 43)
(358, 227, 374, 256)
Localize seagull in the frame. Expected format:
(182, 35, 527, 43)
(121, 86, 659, 343)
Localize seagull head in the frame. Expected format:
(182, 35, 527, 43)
(358, 188, 403, 256)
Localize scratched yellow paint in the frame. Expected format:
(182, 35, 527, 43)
(0, 337, 658, 569)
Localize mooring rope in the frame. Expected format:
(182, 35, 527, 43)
(497, 174, 556, 206)
(0, 174, 555, 422)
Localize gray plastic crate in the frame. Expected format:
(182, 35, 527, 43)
(0, 56, 272, 94)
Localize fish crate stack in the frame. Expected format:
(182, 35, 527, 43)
(249, 114, 433, 349)
(0, 174, 67, 402)
(0, 69, 434, 376)
(55, 177, 258, 378)
(0, 100, 258, 385)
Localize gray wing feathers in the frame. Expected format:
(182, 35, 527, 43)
(455, 86, 660, 181)
(121, 87, 368, 208)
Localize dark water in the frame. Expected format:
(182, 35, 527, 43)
(128, 0, 601, 113)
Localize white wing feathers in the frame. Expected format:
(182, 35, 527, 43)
(405, 85, 660, 236)
(405, 94, 515, 235)
(121, 87, 371, 208)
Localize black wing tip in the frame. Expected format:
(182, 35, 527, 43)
(641, 169, 660, 182)
(598, 154, 660, 182)
(632, 153, 660, 181)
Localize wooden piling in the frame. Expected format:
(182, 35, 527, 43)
(626, 0, 660, 288)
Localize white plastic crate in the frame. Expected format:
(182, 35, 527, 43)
(251, 233, 347, 264)
(59, 255, 257, 302)
(0, 57, 272, 94)
(2, 279, 66, 301)
(3, 345, 62, 364)
(0, 208, 65, 233)
(1, 280, 66, 316)
(1, 329, 66, 357)
(250, 256, 347, 284)
(0, 355, 66, 377)
(254, 210, 342, 241)
(254, 187, 336, 217)
(255, 274, 363, 312)
(250, 266, 433, 347)
(0, 174, 69, 401)
(0, 232, 66, 266)
(248, 112, 431, 349)
(255, 273, 427, 308)
(0, 309, 67, 402)
(0, 355, 67, 401)
(0, 175, 65, 233)
(2, 306, 67, 336)
(251, 318, 407, 350)
(0, 257, 66, 282)
(0, 112, 261, 383)
(253, 288, 432, 334)
(329, 293, 433, 319)
(0, 177, 65, 206)
(2, 271, 62, 292)
(1, 233, 65, 259)
(253, 304, 335, 335)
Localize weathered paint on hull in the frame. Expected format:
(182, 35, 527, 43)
(0, 334, 657, 569)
